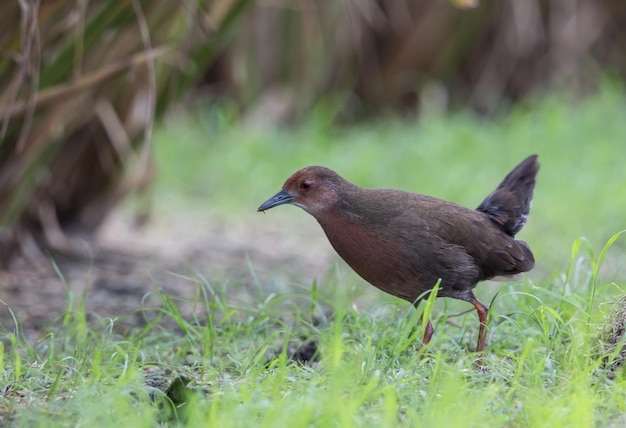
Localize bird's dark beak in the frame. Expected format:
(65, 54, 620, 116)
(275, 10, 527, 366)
(257, 189, 294, 212)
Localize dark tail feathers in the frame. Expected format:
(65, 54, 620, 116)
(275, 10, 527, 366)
(476, 154, 540, 237)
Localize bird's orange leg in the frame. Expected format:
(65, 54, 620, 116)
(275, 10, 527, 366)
(471, 298, 489, 352)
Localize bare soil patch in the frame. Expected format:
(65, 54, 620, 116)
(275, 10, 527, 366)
(0, 209, 336, 340)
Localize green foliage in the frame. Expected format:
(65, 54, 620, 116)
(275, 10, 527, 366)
(2, 88, 626, 426)
(0, 231, 625, 426)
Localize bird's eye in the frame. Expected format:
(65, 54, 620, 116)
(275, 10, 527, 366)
(300, 180, 312, 190)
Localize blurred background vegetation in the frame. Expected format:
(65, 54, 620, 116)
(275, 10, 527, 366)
(1, 0, 625, 266)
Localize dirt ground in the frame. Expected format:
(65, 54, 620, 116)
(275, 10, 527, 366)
(0, 209, 337, 341)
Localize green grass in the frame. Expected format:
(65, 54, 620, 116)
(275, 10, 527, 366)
(1, 233, 625, 426)
(2, 85, 626, 426)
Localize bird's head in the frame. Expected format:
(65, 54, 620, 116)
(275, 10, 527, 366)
(257, 166, 346, 216)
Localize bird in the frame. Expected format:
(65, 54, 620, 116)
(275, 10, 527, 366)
(257, 155, 539, 352)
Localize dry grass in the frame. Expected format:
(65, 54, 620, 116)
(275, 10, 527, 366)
(0, 0, 250, 265)
(597, 293, 626, 379)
